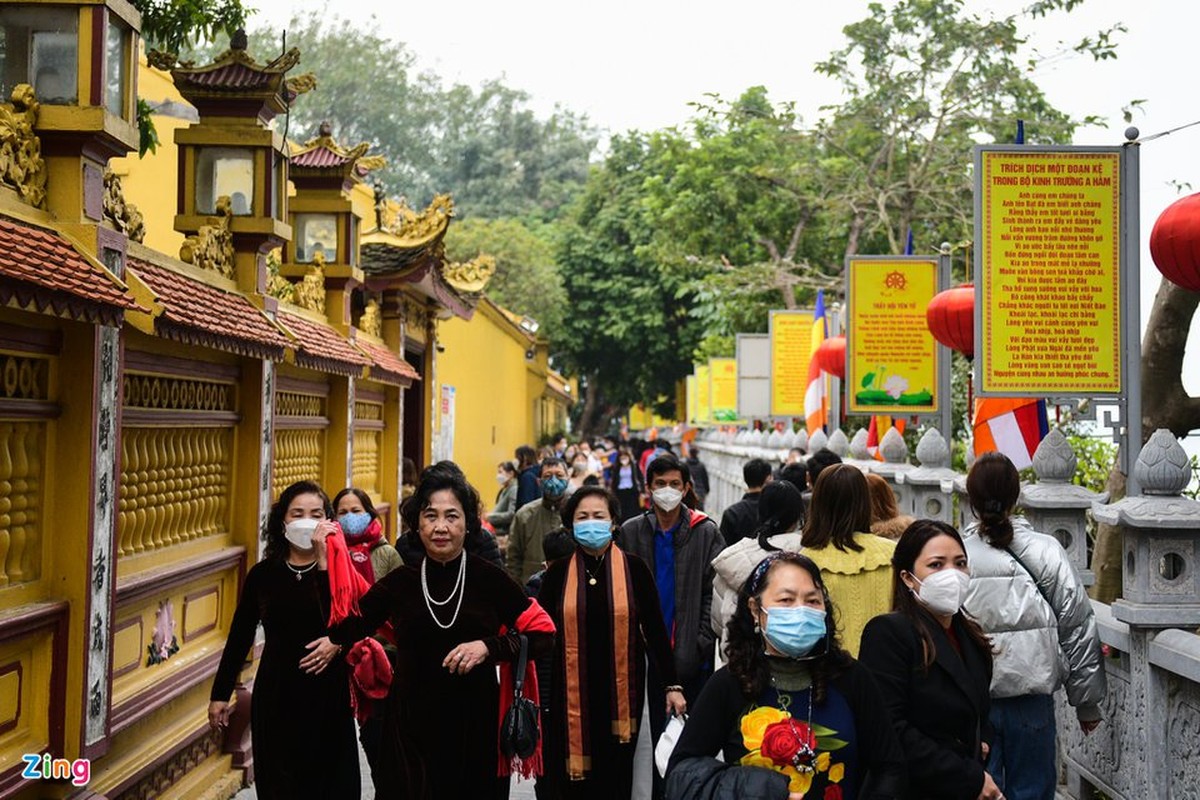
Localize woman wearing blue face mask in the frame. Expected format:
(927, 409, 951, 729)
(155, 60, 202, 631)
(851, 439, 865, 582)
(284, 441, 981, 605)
(332, 486, 404, 788)
(536, 485, 684, 799)
(666, 552, 905, 800)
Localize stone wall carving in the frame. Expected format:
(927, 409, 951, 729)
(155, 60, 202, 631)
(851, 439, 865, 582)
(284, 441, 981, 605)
(359, 299, 382, 338)
(0, 421, 45, 586)
(275, 391, 325, 418)
(1, 354, 49, 400)
(1167, 678, 1200, 799)
(0, 85, 47, 208)
(179, 197, 235, 279)
(103, 169, 146, 243)
(272, 428, 323, 489)
(265, 249, 295, 303)
(123, 374, 235, 412)
(294, 254, 326, 314)
(352, 429, 381, 497)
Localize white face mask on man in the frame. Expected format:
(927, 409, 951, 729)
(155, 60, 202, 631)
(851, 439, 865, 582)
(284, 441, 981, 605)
(651, 486, 684, 512)
(908, 568, 971, 616)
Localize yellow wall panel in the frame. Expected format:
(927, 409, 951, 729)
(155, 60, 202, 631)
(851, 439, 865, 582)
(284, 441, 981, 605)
(0, 628, 53, 774)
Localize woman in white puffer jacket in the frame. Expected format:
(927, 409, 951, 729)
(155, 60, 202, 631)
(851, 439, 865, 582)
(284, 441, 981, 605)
(710, 480, 805, 657)
(962, 452, 1107, 800)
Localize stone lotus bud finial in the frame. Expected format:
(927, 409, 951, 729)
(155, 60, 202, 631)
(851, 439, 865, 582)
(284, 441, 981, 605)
(809, 429, 829, 453)
(849, 428, 871, 460)
(793, 429, 808, 452)
(828, 429, 849, 457)
(880, 428, 908, 464)
(780, 429, 797, 449)
(915, 428, 950, 469)
(1134, 429, 1191, 496)
(1031, 428, 1077, 483)
(767, 429, 783, 448)
(231, 29, 248, 50)
(319, 120, 333, 137)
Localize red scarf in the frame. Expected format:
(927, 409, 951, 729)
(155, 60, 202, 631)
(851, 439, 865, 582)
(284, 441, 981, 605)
(344, 517, 385, 584)
(326, 530, 394, 719)
(497, 599, 556, 779)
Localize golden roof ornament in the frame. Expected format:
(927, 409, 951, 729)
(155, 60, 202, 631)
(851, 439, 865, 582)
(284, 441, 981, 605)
(0, 85, 47, 209)
(377, 194, 454, 242)
(103, 170, 145, 243)
(179, 197, 235, 279)
(359, 299, 382, 337)
(291, 121, 386, 177)
(294, 251, 326, 314)
(265, 249, 295, 303)
(443, 254, 496, 295)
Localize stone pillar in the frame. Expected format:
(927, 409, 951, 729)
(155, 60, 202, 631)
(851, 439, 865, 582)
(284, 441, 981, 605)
(870, 428, 914, 513)
(1020, 429, 1107, 586)
(1091, 430, 1200, 799)
(900, 428, 959, 523)
(949, 475, 975, 529)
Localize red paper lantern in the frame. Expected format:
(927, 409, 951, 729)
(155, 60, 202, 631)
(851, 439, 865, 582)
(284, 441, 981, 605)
(1151, 192, 1200, 292)
(816, 335, 846, 378)
(926, 284, 974, 358)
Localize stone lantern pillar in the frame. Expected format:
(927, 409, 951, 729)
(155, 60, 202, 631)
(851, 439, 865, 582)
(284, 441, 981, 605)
(1020, 429, 1107, 586)
(899, 428, 959, 523)
(870, 428, 914, 513)
(1085, 429, 1200, 797)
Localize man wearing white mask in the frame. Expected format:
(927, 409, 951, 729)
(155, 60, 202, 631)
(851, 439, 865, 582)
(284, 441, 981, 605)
(619, 453, 724, 800)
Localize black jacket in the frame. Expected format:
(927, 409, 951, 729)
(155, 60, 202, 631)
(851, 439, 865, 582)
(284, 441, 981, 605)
(687, 457, 711, 498)
(718, 493, 761, 547)
(666, 663, 906, 800)
(516, 465, 542, 508)
(858, 611, 994, 800)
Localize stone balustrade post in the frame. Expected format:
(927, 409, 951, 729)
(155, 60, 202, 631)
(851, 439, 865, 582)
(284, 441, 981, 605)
(899, 428, 959, 523)
(808, 428, 829, 454)
(827, 429, 849, 458)
(1063, 430, 1200, 799)
(869, 428, 915, 513)
(1020, 428, 1107, 586)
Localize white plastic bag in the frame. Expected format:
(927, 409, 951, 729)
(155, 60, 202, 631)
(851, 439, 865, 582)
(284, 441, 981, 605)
(655, 714, 687, 777)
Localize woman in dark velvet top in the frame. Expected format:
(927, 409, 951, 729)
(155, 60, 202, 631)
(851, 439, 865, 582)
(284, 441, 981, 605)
(328, 462, 554, 800)
(537, 486, 685, 799)
(208, 480, 360, 800)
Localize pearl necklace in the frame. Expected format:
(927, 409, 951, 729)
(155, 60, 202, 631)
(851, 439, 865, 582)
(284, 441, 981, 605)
(286, 560, 317, 581)
(421, 554, 466, 629)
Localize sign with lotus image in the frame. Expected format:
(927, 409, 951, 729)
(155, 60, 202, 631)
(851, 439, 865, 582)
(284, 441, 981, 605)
(846, 257, 941, 415)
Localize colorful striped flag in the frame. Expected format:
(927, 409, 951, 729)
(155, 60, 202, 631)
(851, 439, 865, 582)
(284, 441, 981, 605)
(805, 291, 828, 436)
(972, 398, 1048, 469)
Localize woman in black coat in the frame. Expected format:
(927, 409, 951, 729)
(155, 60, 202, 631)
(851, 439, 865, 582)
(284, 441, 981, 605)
(858, 520, 1002, 800)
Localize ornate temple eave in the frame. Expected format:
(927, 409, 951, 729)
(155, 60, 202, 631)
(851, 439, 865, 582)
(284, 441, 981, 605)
(125, 250, 290, 361)
(0, 214, 141, 326)
(276, 308, 371, 378)
(355, 336, 419, 386)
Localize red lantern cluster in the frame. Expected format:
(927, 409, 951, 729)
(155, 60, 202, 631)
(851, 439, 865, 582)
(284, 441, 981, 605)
(926, 284, 974, 358)
(1150, 193, 1200, 292)
(815, 336, 846, 379)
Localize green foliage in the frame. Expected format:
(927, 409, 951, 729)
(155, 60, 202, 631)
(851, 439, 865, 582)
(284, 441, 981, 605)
(133, 0, 251, 55)
(555, 133, 706, 421)
(136, 98, 160, 157)
(442, 218, 565, 338)
(238, 14, 597, 221)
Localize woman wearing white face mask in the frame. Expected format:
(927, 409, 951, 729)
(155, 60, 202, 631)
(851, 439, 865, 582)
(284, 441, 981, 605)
(208, 480, 361, 799)
(859, 520, 1003, 800)
(962, 453, 1105, 800)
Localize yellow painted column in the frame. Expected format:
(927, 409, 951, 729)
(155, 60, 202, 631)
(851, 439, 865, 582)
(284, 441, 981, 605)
(323, 376, 353, 496)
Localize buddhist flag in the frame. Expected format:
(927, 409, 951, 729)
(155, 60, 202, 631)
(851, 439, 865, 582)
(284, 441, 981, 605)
(805, 290, 828, 436)
(972, 398, 1048, 470)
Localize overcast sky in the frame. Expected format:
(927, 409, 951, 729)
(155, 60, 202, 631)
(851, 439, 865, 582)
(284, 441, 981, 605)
(250, 0, 1200, 443)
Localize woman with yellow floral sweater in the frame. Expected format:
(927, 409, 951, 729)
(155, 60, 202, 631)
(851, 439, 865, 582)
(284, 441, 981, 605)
(666, 552, 904, 800)
(801, 465, 896, 657)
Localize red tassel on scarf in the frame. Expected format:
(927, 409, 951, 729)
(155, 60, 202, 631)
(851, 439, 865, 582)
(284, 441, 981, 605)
(497, 599, 556, 780)
(326, 528, 395, 717)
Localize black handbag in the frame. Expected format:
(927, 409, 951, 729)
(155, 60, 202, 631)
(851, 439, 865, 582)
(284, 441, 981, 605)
(500, 634, 540, 759)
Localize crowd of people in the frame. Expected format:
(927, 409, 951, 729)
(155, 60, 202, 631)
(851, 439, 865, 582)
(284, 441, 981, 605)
(209, 432, 1106, 800)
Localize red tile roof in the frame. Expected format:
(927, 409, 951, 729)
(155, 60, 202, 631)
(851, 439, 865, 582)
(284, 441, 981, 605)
(0, 216, 138, 324)
(128, 258, 289, 360)
(291, 145, 351, 169)
(357, 338, 420, 385)
(277, 310, 370, 377)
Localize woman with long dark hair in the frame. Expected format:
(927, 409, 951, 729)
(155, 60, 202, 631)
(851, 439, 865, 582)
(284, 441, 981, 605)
(859, 520, 1001, 800)
(666, 552, 905, 800)
(208, 480, 360, 799)
(537, 485, 684, 799)
(609, 446, 644, 522)
(801, 464, 896, 656)
(962, 452, 1105, 800)
(711, 480, 806, 653)
(326, 463, 554, 799)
